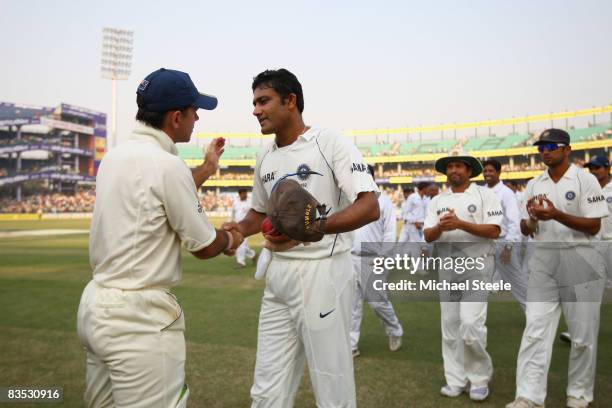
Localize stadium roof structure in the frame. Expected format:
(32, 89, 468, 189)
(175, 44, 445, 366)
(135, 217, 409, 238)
(0, 102, 55, 126)
(192, 104, 612, 139)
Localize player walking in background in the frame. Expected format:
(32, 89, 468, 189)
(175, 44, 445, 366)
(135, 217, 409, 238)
(424, 152, 502, 403)
(507, 129, 607, 408)
(350, 165, 403, 357)
(398, 186, 414, 242)
(506, 179, 524, 205)
(399, 181, 430, 243)
(584, 155, 612, 287)
(427, 183, 440, 199)
(222, 68, 379, 408)
(232, 188, 257, 268)
(76, 68, 243, 408)
(482, 159, 526, 310)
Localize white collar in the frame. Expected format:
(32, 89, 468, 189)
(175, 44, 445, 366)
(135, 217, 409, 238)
(130, 121, 178, 156)
(271, 127, 317, 151)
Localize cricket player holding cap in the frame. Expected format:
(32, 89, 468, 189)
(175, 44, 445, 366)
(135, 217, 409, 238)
(222, 68, 379, 407)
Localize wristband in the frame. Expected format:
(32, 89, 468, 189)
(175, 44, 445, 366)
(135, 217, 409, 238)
(225, 230, 234, 251)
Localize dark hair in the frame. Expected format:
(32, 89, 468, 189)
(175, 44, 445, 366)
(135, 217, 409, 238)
(482, 159, 502, 172)
(252, 69, 304, 113)
(135, 94, 191, 129)
(403, 187, 412, 193)
(506, 180, 518, 187)
(416, 181, 430, 191)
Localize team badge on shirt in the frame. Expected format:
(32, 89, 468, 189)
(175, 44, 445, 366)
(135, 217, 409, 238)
(468, 204, 477, 213)
(297, 164, 312, 180)
(565, 191, 576, 201)
(607, 196, 612, 204)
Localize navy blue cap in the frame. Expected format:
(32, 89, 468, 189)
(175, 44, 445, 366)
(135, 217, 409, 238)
(584, 155, 610, 168)
(136, 68, 218, 112)
(533, 128, 570, 146)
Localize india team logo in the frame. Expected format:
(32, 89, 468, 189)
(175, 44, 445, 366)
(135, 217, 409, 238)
(565, 191, 576, 201)
(467, 204, 477, 213)
(296, 164, 312, 181)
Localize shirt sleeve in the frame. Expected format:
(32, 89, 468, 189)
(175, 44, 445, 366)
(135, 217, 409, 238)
(162, 160, 216, 252)
(331, 133, 379, 203)
(250, 148, 269, 214)
(520, 179, 535, 220)
(424, 196, 439, 229)
(482, 188, 503, 226)
(579, 172, 608, 218)
(503, 189, 522, 242)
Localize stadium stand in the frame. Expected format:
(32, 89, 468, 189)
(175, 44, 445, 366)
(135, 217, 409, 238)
(2, 101, 611, 215)
(569, 125, 611, 142)
(463, 134, 530, 151)
(0, 102, 105, 200)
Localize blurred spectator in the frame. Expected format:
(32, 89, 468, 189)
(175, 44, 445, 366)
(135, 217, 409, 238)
(0, 190, 96, 213)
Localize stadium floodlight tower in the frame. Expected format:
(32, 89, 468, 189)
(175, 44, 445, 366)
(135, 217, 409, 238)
(101, 27, 133, 149)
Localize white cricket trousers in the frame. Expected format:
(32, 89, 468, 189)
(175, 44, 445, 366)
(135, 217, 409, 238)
(77, 281, 188, 408)
(237, 237, 256, 266)
(250, 252, 357, 408)
(514, 246, 606, 406)
(439, 256, 494, 389)
(398, 223, 422, 243)
(349, 253, 403, 350)
(493, 243, 527, 311)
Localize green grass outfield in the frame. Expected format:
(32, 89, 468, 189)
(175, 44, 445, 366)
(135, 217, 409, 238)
(0, 219, 611, 407)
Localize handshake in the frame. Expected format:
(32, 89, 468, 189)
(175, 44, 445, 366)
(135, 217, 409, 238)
(220, 218, 313, 254)
(219, 222, 244, 256)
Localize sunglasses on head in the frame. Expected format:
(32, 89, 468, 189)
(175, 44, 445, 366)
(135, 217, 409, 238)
(537, 143, 566, 153)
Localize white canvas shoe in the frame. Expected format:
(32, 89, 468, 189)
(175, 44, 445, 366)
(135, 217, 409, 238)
(388, 335, 402, 352)
(505, 396, 544, 408)
(440, 384, 467, 398)
(469, 385, 489, 401)
(566, 396, 589, 408)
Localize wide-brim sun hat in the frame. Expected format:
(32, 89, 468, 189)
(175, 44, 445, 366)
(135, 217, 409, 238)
(434, 151, 483, 179)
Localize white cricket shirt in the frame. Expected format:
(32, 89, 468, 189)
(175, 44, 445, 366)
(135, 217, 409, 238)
(424, 182, 503, 255)
(402, 193, 429, 224)
(232, 198, 251, 222)
(89, 121, 216, 290)
(598, 179, 612, 240)
(251, 127, 379, 259)
(488, 181, 521, 242)
(520, 164, 608, 243)
(352, 193, 396, 255)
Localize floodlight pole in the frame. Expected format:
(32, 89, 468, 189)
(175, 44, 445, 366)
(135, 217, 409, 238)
(101, 27, 133, 149)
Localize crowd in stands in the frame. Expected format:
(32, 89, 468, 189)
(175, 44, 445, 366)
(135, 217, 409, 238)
(0, 190, 238, 214)
(199, 191, 234, 212)
(0, 190, 96, 213)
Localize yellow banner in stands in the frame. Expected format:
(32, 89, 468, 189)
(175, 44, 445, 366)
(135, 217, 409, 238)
(194, 104, 612, 139)
(0, 214, 42, 221)
(202, 179, 254, 187)
(186, 138, 611, 169)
